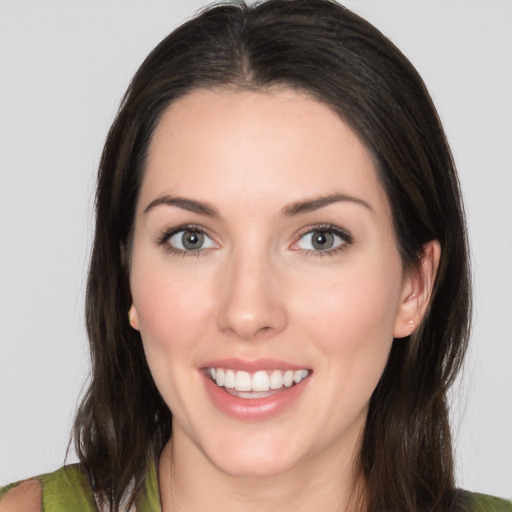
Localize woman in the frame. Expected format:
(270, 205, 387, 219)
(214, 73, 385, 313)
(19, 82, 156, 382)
(1, 0, 510, 510)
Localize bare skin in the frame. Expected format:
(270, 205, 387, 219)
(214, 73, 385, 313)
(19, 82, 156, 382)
(157, 434, 363, 511)
(129, 88, 440, 511)
(0, 480, 41, 512)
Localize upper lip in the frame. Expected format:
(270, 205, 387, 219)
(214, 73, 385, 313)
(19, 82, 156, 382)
(201, 358, 311, 372)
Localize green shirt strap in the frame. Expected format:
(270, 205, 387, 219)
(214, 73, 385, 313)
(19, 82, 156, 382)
(0, 465, 97, 512)
(40, 464, 97, 511)
(135, 459, 161, 512)
(458, 489, 512, 512)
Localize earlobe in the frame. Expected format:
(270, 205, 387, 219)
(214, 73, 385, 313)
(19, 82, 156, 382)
(128, 304, 140, 330)
(394, 240, 441, 339)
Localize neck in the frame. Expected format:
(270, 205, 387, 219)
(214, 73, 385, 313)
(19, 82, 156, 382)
(158, 428, 365, 512)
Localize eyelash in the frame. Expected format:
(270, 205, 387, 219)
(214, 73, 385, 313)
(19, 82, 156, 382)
(156, 223, 353, 258)
(294, 224, 353, 257)
(156, 224, 214, 258)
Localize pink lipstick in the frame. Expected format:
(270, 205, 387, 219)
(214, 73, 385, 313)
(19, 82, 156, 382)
(201, 359, 312, 421)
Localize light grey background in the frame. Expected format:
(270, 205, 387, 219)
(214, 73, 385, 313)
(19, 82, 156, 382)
(0, 0, 511, 499)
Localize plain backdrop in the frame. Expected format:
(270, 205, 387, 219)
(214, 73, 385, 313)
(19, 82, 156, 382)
(0, 0, 511, 499)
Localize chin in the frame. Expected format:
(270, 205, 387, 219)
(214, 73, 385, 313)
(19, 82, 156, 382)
(213, 455, 297, 479)
(204, 436, 300, 478)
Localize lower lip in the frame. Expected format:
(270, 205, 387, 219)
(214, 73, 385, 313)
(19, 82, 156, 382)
(202, 373, 310, 421)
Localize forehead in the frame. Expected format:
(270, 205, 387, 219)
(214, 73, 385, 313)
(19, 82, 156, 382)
(140, 87, 388, 217)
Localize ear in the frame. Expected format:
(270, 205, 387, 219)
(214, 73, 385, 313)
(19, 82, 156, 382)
(128, 304, 140, 331)
(393, 240, 441, 338)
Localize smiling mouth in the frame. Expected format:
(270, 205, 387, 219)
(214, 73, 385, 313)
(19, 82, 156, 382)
(206, 368, 311, 398)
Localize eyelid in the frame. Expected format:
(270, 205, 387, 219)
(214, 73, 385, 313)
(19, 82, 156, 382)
(156, 224, 218, 256)
(155, 222, 352, 257)
(291, 224, 353, 255)
(156, 223, 203, 243)
(295, 224, 353, 242)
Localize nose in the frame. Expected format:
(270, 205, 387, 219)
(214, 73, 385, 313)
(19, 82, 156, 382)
(217, 249, 287, 341)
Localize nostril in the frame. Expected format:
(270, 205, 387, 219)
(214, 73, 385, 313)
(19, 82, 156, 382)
(216, 270, 288, 340)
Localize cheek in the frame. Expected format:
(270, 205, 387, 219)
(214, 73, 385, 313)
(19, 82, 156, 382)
(303, 267, 399, 333)
(294, 260, 402, 388)
(130, 256, 215, 362)
(130, 258, 218, 417)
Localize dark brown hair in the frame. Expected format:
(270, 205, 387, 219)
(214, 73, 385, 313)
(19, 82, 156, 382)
(74, 1, 471, 510)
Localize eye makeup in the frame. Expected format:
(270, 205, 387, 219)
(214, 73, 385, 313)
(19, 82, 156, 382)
(155, 221, 354, 259)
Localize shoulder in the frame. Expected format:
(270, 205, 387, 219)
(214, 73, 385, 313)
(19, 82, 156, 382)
(0, 478, 41, 512)
(457, 489, 512, 512)
(0, 464, 97, 512)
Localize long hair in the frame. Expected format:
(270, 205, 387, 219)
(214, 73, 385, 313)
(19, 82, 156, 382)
(74, 1, 471, 510)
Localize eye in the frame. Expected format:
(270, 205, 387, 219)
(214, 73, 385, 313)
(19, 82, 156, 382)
(295, 226, 352, 254)
(164, 227, 216, 253)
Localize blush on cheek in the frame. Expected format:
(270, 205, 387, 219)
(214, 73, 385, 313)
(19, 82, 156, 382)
(134, 266, 193, 325)
(134, 272, 216, 362)
(301, 274, 397, 380)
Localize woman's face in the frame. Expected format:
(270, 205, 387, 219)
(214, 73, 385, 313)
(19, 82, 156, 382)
(129, 88, 419, 477)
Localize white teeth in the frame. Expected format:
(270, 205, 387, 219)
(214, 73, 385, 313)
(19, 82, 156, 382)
(252, 371, 270, 392)
(209, 367, 310, 392)
(293, 370, 309, 384)
(284, 370, 294, 387)
(269, 370, 284, 389)
(235, 371, 252, 391)
(215, 368, 225, 387)
(224, 369, 235, 389)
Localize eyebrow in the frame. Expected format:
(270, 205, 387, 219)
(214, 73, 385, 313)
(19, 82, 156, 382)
(143, 192, 373, 218)
(282, 193, 374, 216)
(144, 195, 220, 217)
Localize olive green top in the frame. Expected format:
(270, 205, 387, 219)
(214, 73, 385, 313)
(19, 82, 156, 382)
(1, 463, 510, 511)
(0, 463, 160, 512)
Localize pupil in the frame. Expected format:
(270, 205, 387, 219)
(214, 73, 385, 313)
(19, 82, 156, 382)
(182, 231, 203, 250)
(312, 231, 334, 250)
